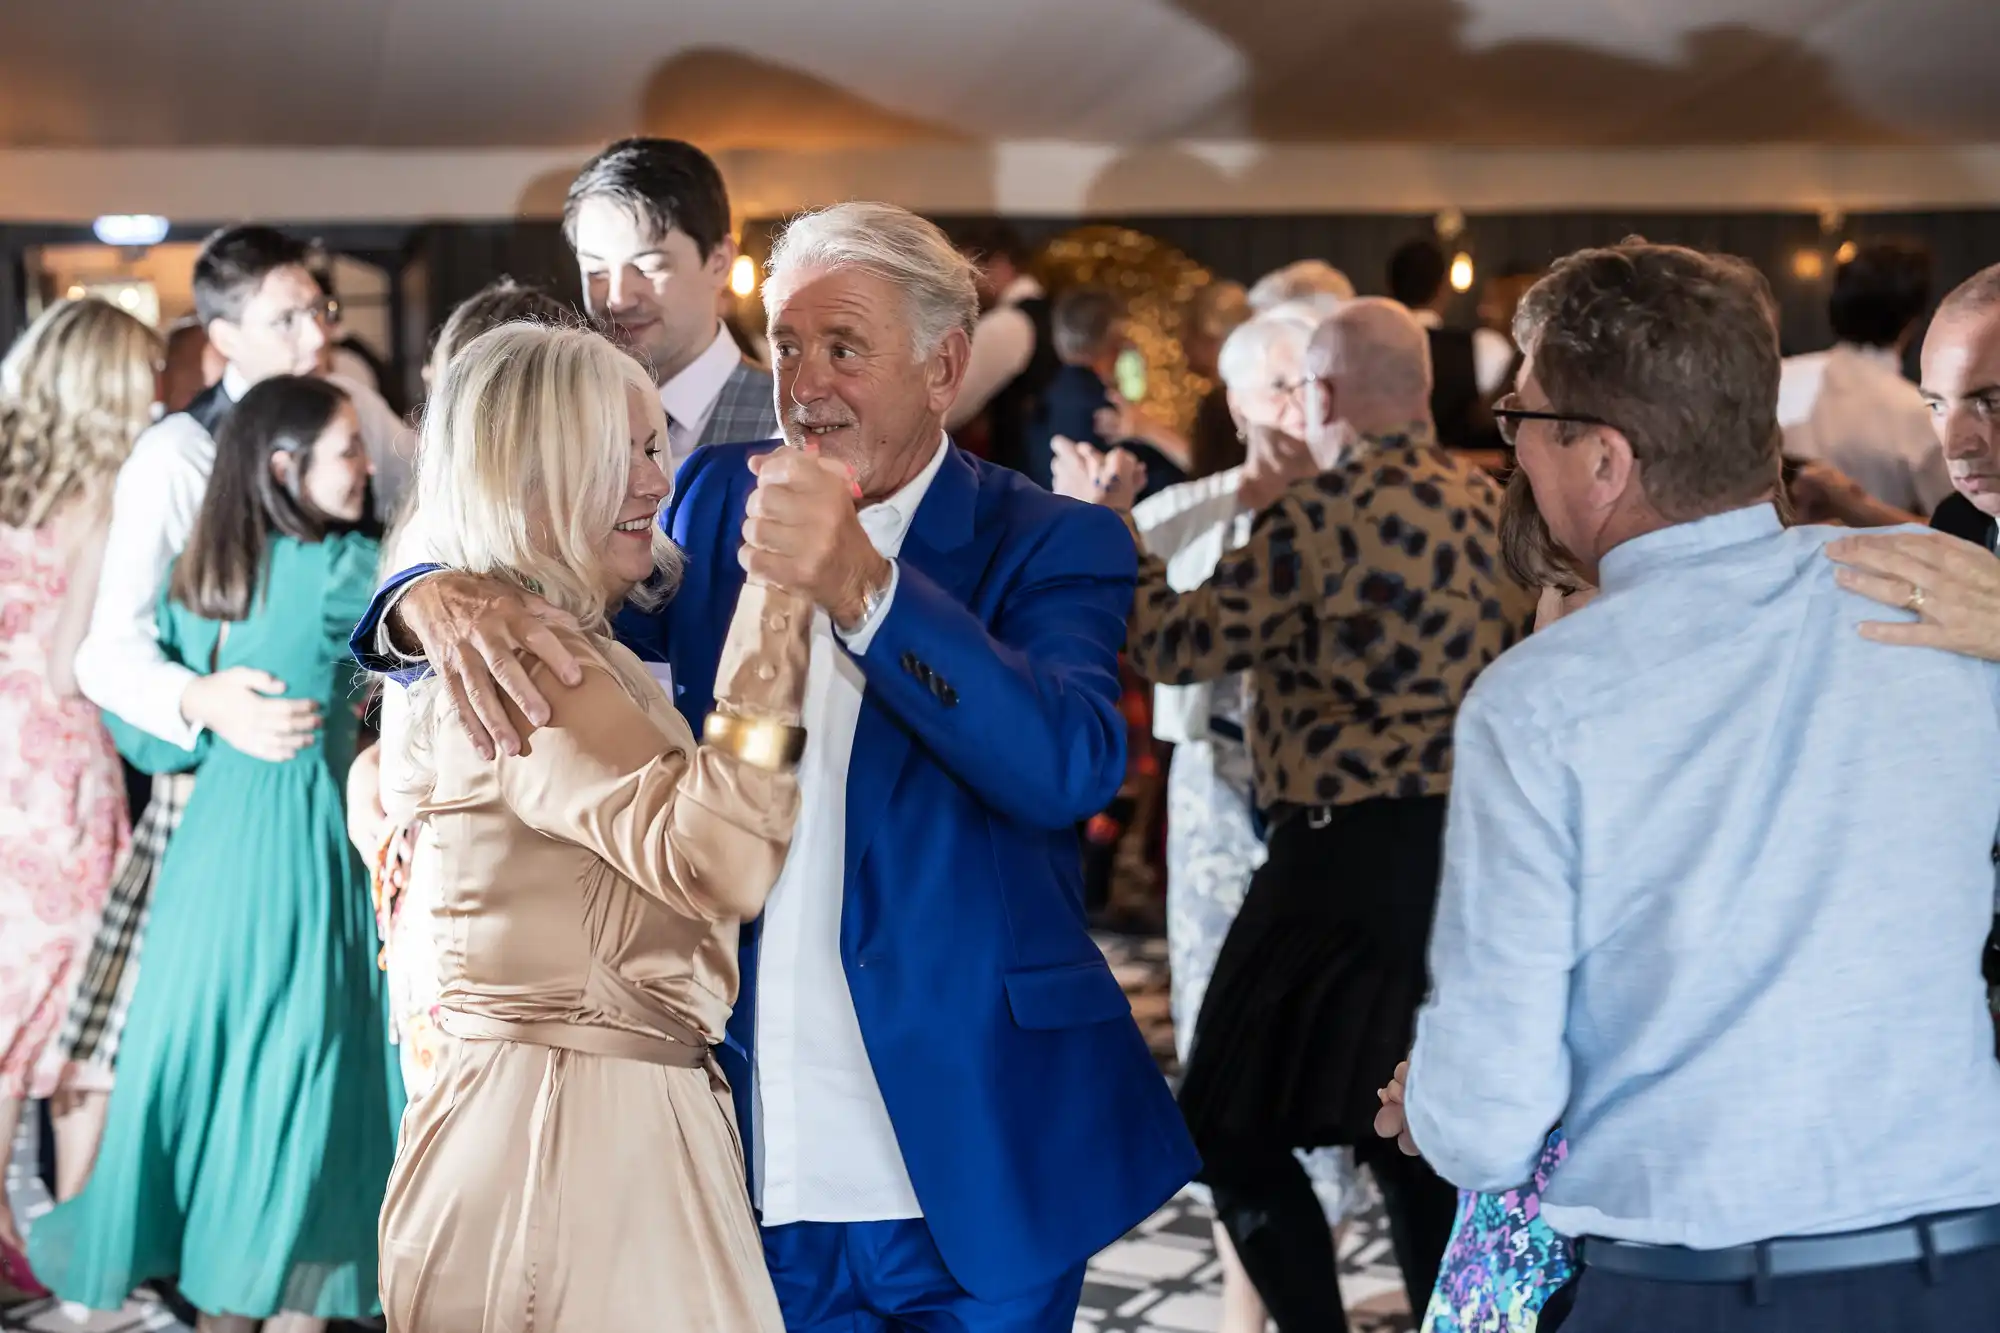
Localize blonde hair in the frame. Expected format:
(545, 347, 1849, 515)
(0, 298, 161, 528)
(395, 322, 682, 775)
(416, 321, 681, 628)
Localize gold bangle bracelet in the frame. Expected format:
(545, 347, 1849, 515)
(702, 712, 808, 772)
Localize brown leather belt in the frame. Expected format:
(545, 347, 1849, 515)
(436, 1008, 711, 1069)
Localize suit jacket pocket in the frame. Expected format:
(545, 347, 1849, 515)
(1004, 959, 1131, 1030)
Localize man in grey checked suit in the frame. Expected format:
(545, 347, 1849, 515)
(564, 138, 778, 472)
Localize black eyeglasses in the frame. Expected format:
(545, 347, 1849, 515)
(1491, 393, 1614, 448)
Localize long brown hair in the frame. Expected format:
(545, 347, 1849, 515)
(0, 299, 161, 529)
(170, 375, 374, 620)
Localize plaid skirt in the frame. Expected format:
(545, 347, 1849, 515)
(52, 772, 193, 1089)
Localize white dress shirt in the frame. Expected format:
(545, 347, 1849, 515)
(660, 322, 748, 478)
(1412, 309, 1516, 397)
(1131, 467, 1251, 744)
(947, 276, 1044, 431)
(1778, 343, 1952, 516)
(752, 435, 950, 1226)
(72, 364, 410, 747)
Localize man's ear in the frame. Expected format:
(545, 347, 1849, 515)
(928, 326, 971, 415)
(207, 317, 244, 367)
(1591, 426, 1640, 510)
(708, 233, 739, 282)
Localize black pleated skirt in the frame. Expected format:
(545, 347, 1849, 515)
(1178, 794, 1447, 1154)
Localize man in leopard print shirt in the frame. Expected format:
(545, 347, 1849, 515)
(1064, 298, 1536, 1331)
(1074, 298, 1535, 814)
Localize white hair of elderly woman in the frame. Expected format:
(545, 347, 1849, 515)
(1247, 259, 1356, 312)
(763, 202, 979, 360)
(1216, 302, 1333, 391)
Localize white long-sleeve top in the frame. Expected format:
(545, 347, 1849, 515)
(1130, 466, 1251, 744)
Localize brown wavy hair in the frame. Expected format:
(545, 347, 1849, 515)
(1512, 239, 1782, 524)
(0, 298, 162, 529)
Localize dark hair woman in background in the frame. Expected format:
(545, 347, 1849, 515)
(29, 376, 400, 1333)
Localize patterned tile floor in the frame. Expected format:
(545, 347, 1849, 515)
(6, 931, 1411, 1332)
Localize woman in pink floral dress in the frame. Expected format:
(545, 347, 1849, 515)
(0, 298, 160, 1284)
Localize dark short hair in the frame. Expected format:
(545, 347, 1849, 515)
(172, 375, 373, 621)
(1828, 240, 1932, 347)
(1514, 239, 1781, 524)
(192, 225, 312, 326)
(1052, 287, 1122, 361)
(948, 219, 1029, 268)
(562, 138, 731, 259)
(431, 279, 575, 373)
(1389, 237, 1449, 307)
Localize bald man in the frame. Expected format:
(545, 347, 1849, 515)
(1918, 265, 2000, 550)
(1066, 293, 1532, 1331)
(1302, 297, 1436, 465)
(1825, 265, 2000, 1063)
(1828, 263, 2000, 663)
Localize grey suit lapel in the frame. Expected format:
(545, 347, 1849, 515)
(699, 362, 779, 447)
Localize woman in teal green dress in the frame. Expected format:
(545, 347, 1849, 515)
(29, 375, 402, 1332)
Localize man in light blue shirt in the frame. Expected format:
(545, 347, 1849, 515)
(1402, 240, 2000, 1332)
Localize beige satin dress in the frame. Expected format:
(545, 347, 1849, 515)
(379, 583, 811, 1333)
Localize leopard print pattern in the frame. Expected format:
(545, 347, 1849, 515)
(1125, 431, 1535, 810)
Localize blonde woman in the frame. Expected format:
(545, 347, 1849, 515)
(373, 323, 809, 1332)
(347, 280, 573, 1099)
(0, 299, 157, 1287)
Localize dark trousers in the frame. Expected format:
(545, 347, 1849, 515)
(1559, 1246, 2000, 1333)
(1207, 1134, 1460, 1332)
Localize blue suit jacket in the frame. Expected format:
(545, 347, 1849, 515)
(354, 439, 1198, 1299)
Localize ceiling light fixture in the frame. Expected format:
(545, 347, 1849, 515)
(92, 215, 170, 247)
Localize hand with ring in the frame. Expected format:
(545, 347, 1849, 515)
(1826, 530, 2000, 662)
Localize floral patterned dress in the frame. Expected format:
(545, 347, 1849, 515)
(0, 522, 129, 1100)
(1421, 1132, 1576, 1333)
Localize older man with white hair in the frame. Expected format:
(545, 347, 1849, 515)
(352, 200, 1197, 1331)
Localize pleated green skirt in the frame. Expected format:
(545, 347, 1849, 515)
(30, 747, 404, 1319)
